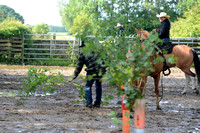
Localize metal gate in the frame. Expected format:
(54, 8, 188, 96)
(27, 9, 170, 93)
(22, 33, 81, 64)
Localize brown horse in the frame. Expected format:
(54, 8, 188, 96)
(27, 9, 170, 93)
(135, 28, 200, 109)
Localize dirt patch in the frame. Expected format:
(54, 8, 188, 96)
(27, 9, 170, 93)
(0, 65, 199, 133)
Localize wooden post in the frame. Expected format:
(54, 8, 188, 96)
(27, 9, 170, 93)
(53, 33, 56, 44)
(134, 99, 145, 133)
(121, 85, 130, 133)
(22, 33, 25, 65)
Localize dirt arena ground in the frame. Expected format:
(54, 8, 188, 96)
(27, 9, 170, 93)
(0, 65, 199, 133)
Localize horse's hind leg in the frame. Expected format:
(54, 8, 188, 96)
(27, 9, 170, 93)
(181, 68, 195, 77)
(182, 74, 191, 94)
(182, 73, 198, 94)
(189, 75, 200, 94)
(191, 76, 196, 90)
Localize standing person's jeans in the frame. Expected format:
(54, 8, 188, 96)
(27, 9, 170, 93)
(85, 74, 102, 106)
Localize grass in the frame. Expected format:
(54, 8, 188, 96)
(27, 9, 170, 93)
(0, 92, 17, 97)
(0, 64, 75, 70)
(48, 32, 75, 40)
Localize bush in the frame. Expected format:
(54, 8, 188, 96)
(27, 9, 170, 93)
(0, 17, 31, 39)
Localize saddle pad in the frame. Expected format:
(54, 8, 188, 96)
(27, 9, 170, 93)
(160, 42, 177, 54)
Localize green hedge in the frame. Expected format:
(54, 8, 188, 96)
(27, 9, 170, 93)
(0, 17, 31, 39)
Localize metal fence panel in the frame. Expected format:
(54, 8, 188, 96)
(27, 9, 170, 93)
(22, 33, 81, 64)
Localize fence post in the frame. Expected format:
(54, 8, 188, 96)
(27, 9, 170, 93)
(134, 99, 145, 133)
(50, 34, 53, 59)
(53, 33, 56, 42)
(7, 40, 12, 61)
(22, 32, 25, 65)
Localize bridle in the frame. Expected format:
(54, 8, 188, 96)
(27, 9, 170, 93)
(137, 31, 148, 42)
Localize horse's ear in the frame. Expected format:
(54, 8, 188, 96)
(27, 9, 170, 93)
(135, 28, 140, 33)
(141, 28, 144, 31)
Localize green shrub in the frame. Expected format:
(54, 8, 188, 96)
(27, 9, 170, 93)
(20, 67, 66, 96)
(0, 17, 31, 39)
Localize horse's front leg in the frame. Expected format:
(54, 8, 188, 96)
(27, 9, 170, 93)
(153, 73, 161, 110)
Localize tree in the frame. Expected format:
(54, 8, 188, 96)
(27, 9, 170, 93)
(60, 0, 184, 37)
(60, 0, 102, 36)
(0, 5, 24, 24)
(69, 13, 93, 39)
(171, 3, 200, 37)
(177, 0, 200, 15)
(61, 0, 85, 31)
(32, 23, 50, 34)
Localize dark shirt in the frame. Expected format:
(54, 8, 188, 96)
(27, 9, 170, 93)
(156, 19, 171, 39)
(73, 51, 106, 79)
(117, 27, 125, 37)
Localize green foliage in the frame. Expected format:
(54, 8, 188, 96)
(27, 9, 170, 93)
(32, 23, 50, 34)
(171, 3, 200, 37)
(70, 13, 94, 39)
(61, 0, 83, 30)
(109, 111, 122, 125)
(72, 80, 86, 104)
(177, 0, 200, 15)
(102, 93, 114, 106)
(0, 17, 31, 39)
(60, 0, 184, 37)
(20, 67, 66, 97)
(0, 5, 24, 23)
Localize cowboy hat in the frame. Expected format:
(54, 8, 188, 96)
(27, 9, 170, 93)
(156, 12, 170, 18)
(117, 23, 123, 27)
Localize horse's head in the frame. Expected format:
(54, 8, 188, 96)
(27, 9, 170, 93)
(135, 28, 150, 39)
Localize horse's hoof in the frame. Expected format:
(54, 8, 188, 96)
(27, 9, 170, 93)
(116, 101, 121, 105)
(116, 112, 133, 119)
(130, 109, 134, 112)
(192, 87, 197, 90)
(156, 107, 162, 110)
(116, 113, 122, 118)
(195, 90, 199, 94)
(181, 91, 186, 95)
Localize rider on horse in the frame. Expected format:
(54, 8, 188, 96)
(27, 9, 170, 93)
(155, 12, 173, 75)
(155, 12, 171, 44)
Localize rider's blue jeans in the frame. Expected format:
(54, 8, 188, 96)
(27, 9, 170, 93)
(163, 38, 170, 43)
(85, 74, 102, 106)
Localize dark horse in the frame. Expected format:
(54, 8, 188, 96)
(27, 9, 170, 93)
(135, 28, 200, 109)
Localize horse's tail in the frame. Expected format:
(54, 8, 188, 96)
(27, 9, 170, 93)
(192, 49, 200, 84)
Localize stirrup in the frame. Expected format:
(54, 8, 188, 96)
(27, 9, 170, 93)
(163, 67, 171, 76)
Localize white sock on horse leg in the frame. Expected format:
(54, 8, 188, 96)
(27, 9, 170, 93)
(182, 74, 191, 94)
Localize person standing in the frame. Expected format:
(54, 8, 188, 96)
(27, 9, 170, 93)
(116, 23, 125, 38)
(70, 41, 106, 108)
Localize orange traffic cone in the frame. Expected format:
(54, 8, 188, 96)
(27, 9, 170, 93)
(121, 85, 130, 133)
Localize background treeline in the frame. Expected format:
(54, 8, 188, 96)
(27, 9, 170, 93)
(49, 26, 67, 32)
(0, 5, 67, 39)
(1, 0, 200, 38)
(59, 0, 200, 37)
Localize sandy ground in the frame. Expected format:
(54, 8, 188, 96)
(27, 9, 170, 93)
(0, 65, 200, 133)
